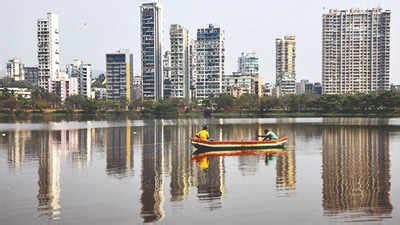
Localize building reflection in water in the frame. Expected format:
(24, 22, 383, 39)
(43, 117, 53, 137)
(105, 124, 134, 177)
(169, 121, 192, 202)
(275, 124, 296, 192)
(1, 120, 301, 223)
(140, 120, 165, 223)
(322, 126, 392, 220)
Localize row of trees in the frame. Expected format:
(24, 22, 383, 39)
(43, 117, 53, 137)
(1, 87, 400, 115)
(207, 91, 400, 113)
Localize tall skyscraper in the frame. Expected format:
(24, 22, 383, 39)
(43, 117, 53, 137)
(37, 12, 61, 90)
(322, 8, 391, 94)
(6, 58, 24, 81)
(66, 59, 92, 98)
(170, 24, 190, 100)
(196, 24, 225, 100)
(276, 35, 296, 96)
(140, 2, 163, 101)
(189, 39, 198, 100)
(105, 50, 133, 102)
(163, 51, 172, 98)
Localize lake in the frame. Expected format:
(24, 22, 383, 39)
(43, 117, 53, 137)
(0, 118, 399, 224)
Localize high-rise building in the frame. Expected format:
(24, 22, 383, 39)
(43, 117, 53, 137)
(6, 58, 24, 81)
(140, 2, 163, 101)
(237, 52, 261, 96)
(170, 24, 190, 100)
(37, 12, 61, 90)
(163, 51, 172, 98)
(276, 35, 296, 95)
(189, 39, 198, 100)
(66, 59, 92, 98)
(322, 8, 391, 94)
(105, 50, 133, 102)
(196, 24, 225, 100)
(23, 67, 39, 86)
(238, 52, 259, 75)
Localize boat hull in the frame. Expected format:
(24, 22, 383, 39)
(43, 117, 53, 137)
(191, 137, 288, 152)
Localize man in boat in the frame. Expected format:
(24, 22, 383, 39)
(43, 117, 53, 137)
(195, 125, 209, 141)
(259, 129, 279, 141)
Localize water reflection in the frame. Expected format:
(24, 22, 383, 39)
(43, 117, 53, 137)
(106, 126, 133, 177)
(140, 121, 165, 223)
(322, 126, 392, 222)
(0, 119, 396, 224)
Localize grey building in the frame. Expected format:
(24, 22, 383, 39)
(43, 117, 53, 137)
(322, 8, 391, 94)
(140, 2, 163, 101)
(24, 67, 39, 86)
(105, 50, 133, 102)
(196, 24, 225, 100)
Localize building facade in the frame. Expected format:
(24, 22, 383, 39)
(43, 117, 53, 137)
(295, 79, 309, 95)
(66, 59, 92, 98)
(37, 12, 61, 90)
(105, 50, 133, 102)
(223, 72, 255, 97)
(48, 72, 78, 101)
(237, 52, 261, 96)
(24, 67, 39, 86)
(140, 2, 163, 100)
(170, 24, 190, 100)
(7, 58, 24, 81)
(276, 35, 296, 95)
(196, 24, 225, 100)
(163, 51, 172, 98)
(189, 39, 198, 100)
(322, 8, 391, 94)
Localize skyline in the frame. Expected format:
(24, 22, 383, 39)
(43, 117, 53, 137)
(2, 0, 400, 83)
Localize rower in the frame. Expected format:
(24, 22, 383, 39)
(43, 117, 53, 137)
(258, 129, 279, 141)
(195, 125, 209, 141)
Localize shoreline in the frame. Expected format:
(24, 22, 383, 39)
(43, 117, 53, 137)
(1, 111, 400, 122)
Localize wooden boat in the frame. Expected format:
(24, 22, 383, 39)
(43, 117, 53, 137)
(191, 137, 288, 152)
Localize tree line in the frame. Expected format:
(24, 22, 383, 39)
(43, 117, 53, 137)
(1, 87, 400, 116)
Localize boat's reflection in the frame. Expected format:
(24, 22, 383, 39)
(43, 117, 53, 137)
(192, 149, 288, 170)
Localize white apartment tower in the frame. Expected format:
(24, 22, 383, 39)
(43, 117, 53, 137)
(189, 40, 198, 100)
(37, 12, 61, 90)
(6, 58, 25, 81)
(66, 59, 92, 98)
(322, 8, 391, 94)
(276, 35, 296, 95)
(196, 24, 225, 100)
(170, 24, 190, 100)
(140, 2, 163, 101)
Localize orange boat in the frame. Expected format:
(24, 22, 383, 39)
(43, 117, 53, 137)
(191, 137, 288, 153)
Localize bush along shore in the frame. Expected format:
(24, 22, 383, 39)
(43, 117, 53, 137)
(2, 88, 400, 119)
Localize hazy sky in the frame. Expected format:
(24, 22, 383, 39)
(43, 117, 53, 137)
(1, 0, 400, 83)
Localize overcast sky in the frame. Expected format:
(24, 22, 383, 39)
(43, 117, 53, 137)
(1, 0, 399, 83)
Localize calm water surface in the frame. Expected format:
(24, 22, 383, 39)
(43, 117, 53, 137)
(0, 118, 399, 224)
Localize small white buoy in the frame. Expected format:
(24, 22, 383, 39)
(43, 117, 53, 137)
(2, 133, 6, 137)
(133, 131, 137, 135)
